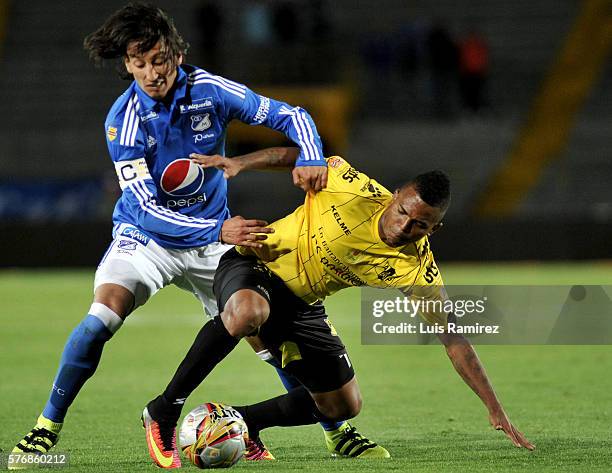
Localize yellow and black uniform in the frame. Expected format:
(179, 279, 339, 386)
(239, 156, 447, 325)
(213, 157, 447, 392)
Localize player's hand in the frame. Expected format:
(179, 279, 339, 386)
(220, 216, 273, 248)
(489, 409, 535, 450)
(292, 165, 328, 193)
(191, 153, 242, 179)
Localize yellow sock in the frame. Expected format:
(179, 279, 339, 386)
(37, 415, 63, 434)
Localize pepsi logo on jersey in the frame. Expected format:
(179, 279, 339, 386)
(160, 159, 205, 197)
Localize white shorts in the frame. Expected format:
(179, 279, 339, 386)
(94, 223, 232, 317)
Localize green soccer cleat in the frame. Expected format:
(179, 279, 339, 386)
(12, 415, 62, 454)
(324, 422, 391, 458)
(10, 415, 63, 469)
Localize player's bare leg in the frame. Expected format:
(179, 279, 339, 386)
(233, 374, 386, 457)
(240, 339, 390, 459)
(144, 286, 388, 462)
(144, 289, 270, 465)
(311, 378, 362, 420)
(220, 289, 270, 337)
(93, 283, 134, 318)
(314, 380, 389, 458)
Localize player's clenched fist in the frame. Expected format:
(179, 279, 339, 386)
(292, 165, 328, 192)
(220, 216, 274, 248)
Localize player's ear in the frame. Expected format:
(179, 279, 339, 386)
(393, 189, 400, 199)
(177, 54, 183, 66)
(124, 57, 133, 74)
(429, 222, 443, 236)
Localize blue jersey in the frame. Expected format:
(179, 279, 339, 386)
(104, 64, 324, 249)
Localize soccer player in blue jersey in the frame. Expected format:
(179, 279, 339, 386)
(10, 3, 384, 469)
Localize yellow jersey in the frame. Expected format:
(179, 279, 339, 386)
(239, 156, 447, 325)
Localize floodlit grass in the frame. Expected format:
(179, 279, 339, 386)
(1, 263, 611, 472)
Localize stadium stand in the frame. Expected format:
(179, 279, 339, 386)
(0, 0, 609, 264)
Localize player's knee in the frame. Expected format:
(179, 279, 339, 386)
(340, 393, 362, 419)
(93, 283, 135, 319)
(317, 400, 361, 421)
(348, 392, 363, 418)
(315, 392, 362, 421)
(222, 290, 270, 338)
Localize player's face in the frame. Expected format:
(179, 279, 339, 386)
(124, 40, 182, 100)
(378, 186, 445, 247)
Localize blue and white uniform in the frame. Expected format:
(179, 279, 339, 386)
(106, 64, 324, 249)
(95, 64, 325, 314)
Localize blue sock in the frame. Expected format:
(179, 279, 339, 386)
(265, 357, 344, 431)
(42, 314, 116, 422)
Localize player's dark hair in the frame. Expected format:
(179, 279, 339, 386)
(83, 2, 189, 79)
(407, 170, 451, 209)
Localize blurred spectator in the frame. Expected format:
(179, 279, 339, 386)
(272, 1, 299, 44)
(309, 0, 330, 44)
(398, 22, 426, 79)
(242, 0, 274, 46)
(426, 20, 458, 119)
(195, 2, 223, 71)
(361, 34, 395, 78)
(307, 0, 334, 82)
(458, 28, 490, 113)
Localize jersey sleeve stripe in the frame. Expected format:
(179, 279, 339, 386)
(188, 70, 247, 96)
(299, 110, 322, 161)
(133, 181, 218, 225)
(193, 71, 246, 93)
(128, 99, 141, 146)
(125, 96, 138, 146)
(131, 181, 218, 226)
(120, 96, 134, 146)
(129, 186, 217, 229)
(211, 74, 245, 91)
(279, 106, 309, 159)
(279, 106, 318, 162)
(120, 95, 141, 147)
(285, 110, 310, 160)
(290, 113, 314, 161)
(188, 78, 246, 99)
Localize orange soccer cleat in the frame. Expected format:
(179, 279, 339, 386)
(244, 436, 275, 461)
(142, 407, 181, 469)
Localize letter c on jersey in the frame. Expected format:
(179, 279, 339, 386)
(119, 163, 138, 182)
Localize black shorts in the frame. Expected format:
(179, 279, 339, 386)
(214, 248, 354, 393)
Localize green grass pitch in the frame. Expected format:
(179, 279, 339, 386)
(1, 262, 611, 472)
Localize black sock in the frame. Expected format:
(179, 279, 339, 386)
(148, 317, 238, 423)
(234, 386, 331, 439)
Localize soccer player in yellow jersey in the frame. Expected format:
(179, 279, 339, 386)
(237, 154, 447, 326)
(146, 147, 534, 460)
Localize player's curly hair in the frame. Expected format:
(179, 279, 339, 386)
(83, 2, 189, 79)
(408, 170, 451, 209)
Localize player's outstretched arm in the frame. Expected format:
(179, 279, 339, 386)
(191, 147, 327, 192)
(191, 147, 300, 179)
(437, 318, 535, 451)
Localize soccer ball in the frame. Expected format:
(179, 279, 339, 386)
(179, 402, 248, 469)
